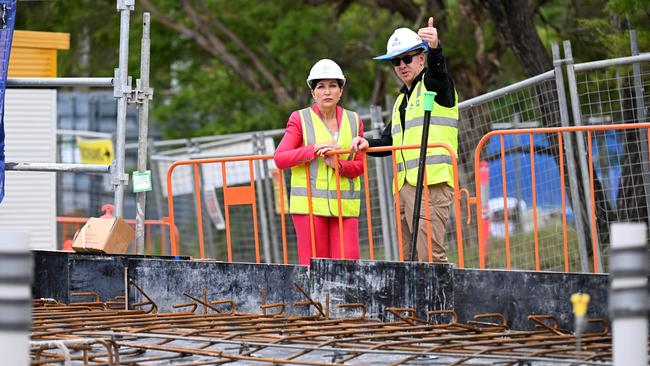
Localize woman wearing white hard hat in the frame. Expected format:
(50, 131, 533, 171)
(350, 17, 459, 263)
(274, 59, 364, 265)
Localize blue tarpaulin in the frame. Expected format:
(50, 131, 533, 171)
(486, 133, 564, 211)
(0, 0, 17, 204)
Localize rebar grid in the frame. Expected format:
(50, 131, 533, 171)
(30, 293, 627, 365)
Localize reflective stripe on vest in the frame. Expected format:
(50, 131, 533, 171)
(391, 76, 459, 192)
(289, 107, 361, 217)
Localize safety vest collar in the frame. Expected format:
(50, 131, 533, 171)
(299, 107, 359, 146)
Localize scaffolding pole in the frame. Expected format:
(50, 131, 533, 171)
(6, 77, 113, 88)
(135, 12, 153, 253)
(113, 0, 134, 218)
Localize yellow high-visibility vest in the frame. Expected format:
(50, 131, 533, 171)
(391, 77, 459, 191)
(290, 107, 361, 217)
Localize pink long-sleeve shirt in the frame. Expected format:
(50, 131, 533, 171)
(274, 104, 364, 178)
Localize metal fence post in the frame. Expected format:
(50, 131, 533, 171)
(552, 42, 590, 272)
(135, 13, 152, 254)
(629, 30, 650, 227)
(563, 40, 603, 272)
(113, 0, 134, 217)
(253, 133, 272, 263)
(260, 135, 281, 263)
(370, 105, 395, 260)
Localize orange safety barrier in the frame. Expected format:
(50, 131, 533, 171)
(165, 143, 465, 267)
(56, 216, 175, 255)
(473, 122, 650, 272)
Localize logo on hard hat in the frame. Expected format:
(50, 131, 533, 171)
(391, 39, 401, 48)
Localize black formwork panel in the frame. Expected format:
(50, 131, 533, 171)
(127, 259, 310, 315)
(453, 269, 609, 330)
(310, 259, 454, 320)
(32, 250, 188, 304)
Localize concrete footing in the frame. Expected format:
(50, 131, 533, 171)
(32, 251, 610, 330)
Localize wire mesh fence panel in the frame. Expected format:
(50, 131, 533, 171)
(570, 61, 650, 272)
(457, 76, 578, 271)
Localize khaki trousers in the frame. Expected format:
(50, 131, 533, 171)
(398, 182, 453, 262)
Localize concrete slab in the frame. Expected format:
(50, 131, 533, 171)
(310, 259, 454, 320)
(127, 259, 310, 315)
(453, 269, 609, 330)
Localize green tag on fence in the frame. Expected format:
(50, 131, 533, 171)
(132, 170, 152, 193)
(423, 91, 437, 112)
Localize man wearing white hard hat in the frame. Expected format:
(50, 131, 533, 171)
(274, 59, 364, 265)
(351, 17, 458, 263)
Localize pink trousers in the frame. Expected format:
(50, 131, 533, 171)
(292, 214, 360, 265)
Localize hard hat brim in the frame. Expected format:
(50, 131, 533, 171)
(373, 42, 428, 61)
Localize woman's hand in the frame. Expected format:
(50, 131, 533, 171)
(323, 154, 341, 171)
(313, 141, 341, 157)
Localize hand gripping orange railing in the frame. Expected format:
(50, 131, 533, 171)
(473, 122, 650, 272)
(165, 143, 465, 267)
(56, 216, 174, 255)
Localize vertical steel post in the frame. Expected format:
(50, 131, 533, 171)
(370, 105, 394, 260)
(610, 222, 648, 366)
(198, 167, 215, 258)
(563, 40, 603, 272)
(254, 133, 272, 263)
(135, 12, 151, 254)
(113, 0, 133, 217)
(629, 30, 650, 227)
(261, 140, 281, 263)
(552, 42, 590, 272)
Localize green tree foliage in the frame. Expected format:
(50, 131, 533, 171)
(12, 0, 650, 138)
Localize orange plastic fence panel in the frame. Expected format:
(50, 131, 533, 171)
(391, 153, 404, 262)
(499, 135, 511, 270)
(146, 225, 152, 256)
(558, 132, 570, 272)
(221, 162, 233, 262)
(587, 131, 599, 272)
(333, 154, 345, 259)
(304, 163, 317, 261)
(223, 186, 256, 205)
(166, 164, 180, 257)
(248, 160, 261, 264)
(276, 168, 289, 264)
(529, 133, 540, 272)
(451, 156, 464, 268)
(362, 154, 375, 260)
(193, 164, 206, 259)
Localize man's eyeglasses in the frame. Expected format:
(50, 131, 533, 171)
(390, 50, 424, 67)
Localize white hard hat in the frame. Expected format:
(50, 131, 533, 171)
(374, 28, 428, 60)
(306, 59, 346, 88)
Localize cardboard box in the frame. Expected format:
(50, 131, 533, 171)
(72, 217, 135, 254)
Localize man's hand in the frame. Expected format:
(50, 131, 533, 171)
(349, 136, 369, 152)
(418, 17, 439, 49)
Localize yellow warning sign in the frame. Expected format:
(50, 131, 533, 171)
(77, 138, 114, 165)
